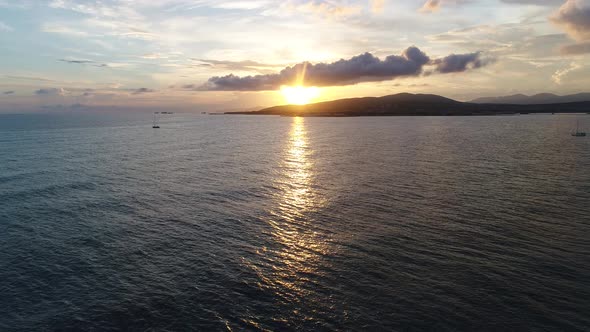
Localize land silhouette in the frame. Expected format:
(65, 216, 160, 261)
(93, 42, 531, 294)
(471, 93, 590, 105)
(226, 93, 590, 117)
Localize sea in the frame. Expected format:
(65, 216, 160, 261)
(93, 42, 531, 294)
(0, 112, 589, 331)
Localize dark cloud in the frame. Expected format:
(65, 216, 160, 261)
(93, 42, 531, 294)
(131, 88, 155, 94)
(59, 59, 94, 64)
(35, 88, 66, 96)
(201, 46, 434, 91)
(550, 1, 590, 56)
(200, 46, 492, 91)
(551, 0, 590, 41)
(431, 52, 491, 73)
(3, 90, 15, 95)
(59, 59, 108, 67)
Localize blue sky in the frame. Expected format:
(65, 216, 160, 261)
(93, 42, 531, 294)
(0, 0, 589, 112)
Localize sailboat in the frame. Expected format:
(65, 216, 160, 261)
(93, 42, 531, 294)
(571, 120, 586, 137)
(152, 112, 160, 128)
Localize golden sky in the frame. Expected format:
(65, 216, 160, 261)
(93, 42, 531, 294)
(0, 0, 589, 112)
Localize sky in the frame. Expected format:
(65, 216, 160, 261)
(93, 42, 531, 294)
(1, 0, 590, 112)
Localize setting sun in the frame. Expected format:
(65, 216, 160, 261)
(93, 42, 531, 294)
(281, 86, 320, 105)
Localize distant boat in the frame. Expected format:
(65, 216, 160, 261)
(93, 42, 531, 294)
(571, 120, 586, 137)
(152, 112, 160, 128)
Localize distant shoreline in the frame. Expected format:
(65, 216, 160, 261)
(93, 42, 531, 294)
(225, 93, 590, 117)
(226, 112, 590, 118)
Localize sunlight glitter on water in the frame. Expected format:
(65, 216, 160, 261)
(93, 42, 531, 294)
(251, 116, 334, 309)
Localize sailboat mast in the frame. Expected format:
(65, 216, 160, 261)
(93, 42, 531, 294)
(152, 112, 160, 128)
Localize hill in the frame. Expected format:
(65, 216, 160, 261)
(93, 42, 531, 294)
(471, 93, 590, 105)
(225, 93, 590, 117)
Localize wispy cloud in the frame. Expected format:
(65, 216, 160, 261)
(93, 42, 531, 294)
(0, 21, 13, 32)
(49, 0, 143, 20)
(194, 59, 284, 73)
(6, 75, 57, 82)
(370, 0, 385, 13)
(41, 23, 89, 36)
(420, 0, 441, 12)
(289, 1, 363, 18)
(420, 0, 560, 14)
(419, 0, 472, 13)
(552, 62, 581, 84)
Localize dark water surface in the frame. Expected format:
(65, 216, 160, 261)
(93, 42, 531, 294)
(1, 113, 589, 331)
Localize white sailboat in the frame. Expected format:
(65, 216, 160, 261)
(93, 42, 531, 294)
(152, 112, 160, 128)
(571, 120, 586, 137)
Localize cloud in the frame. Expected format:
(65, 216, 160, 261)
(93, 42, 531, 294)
(141, 53, 168, 59)
(418, 0, 557, 13)
(194, 59, 284, 73)
(0, 21, 13, 32)
(431, 52, 492, 73)
(200, 46, 492, 91)
(59, 58, 94, 64)
(420, 0, 441, 12)
(551, 0, 590, 54)
(131, 88, 155, 94)
(202, 46, 430, 90)
(551, 0, 590, 41)
(41, 23, 89, 36)
(6, 75, 56, 82)
(500, 0, 564, 4)
(421, 0, 561, 12)
(59, 58, 108, 67)
(280, 1, 363, 19)
(561, 41, 590, 53)
(35, 88, 68, 96)
(3, 90, 15, 95)
(370, 0, 385, 13)
(552, 62, 581, 84)
(419, 0, 471, 13)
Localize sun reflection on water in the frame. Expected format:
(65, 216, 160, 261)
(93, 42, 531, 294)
(245, 117, 334, 314)
(281, 116, 314, 211)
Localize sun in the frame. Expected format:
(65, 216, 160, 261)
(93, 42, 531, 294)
(281, 85, 320, 105)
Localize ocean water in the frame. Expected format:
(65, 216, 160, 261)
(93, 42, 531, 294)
(0, 112, 589, 331)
